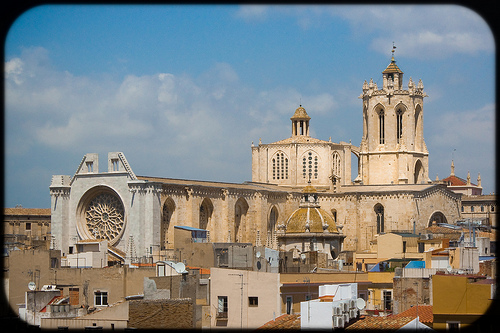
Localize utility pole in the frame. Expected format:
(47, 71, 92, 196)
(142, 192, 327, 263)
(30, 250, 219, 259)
(229, 273, 245, 330)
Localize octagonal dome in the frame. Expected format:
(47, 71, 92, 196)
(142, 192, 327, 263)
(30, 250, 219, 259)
(285, 207, 338, 233)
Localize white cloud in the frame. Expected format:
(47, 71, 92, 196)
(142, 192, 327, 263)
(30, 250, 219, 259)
(234, 5, 270, 21)
(429, 103, 495, 147)
(235, 5, 494, 59)
(5, 47, 337, 174)
(5, 57, 25, 84)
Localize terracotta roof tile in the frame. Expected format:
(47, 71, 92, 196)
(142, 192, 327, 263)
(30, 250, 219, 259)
(346, 316, 414, 331)
(186, 266, 211, 275)
(441, 175, 477, 187)
(4, 207, 51, 216)
(393, 305, 433, 324)
(271, 136, 330, 145)
(258, 314, 301, 330)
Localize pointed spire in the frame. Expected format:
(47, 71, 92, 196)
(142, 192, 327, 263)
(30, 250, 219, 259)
(450, 160, 455, 176)
(417, 79, 424, 90)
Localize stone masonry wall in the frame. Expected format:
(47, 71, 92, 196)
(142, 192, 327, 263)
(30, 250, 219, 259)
(128, 298, 193, 329)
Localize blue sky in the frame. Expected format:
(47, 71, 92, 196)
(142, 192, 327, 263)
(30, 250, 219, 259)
(4, 4, 496, 208)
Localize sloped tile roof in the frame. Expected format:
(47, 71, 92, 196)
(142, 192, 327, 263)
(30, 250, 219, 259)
(4, 207, 51, 216)
(257, 314, 301, 330)
(346, 316, 414, 331)
(186, 266, 211, 275)
(270, 136, 330, 145)
(393, 305, 433, 324)
(382, 58, 403, 74)
(290, 106, 311, 120)
(441, 175, 473, 186)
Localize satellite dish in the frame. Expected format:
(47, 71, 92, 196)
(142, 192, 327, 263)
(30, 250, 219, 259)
(446, 265, 452, 273)
(28, 282, 36, 291)
(256, 251, 261, 258)
(173, 262, 186, 274)
(356, 298, 366, 310)
(300, 253, 306, 260)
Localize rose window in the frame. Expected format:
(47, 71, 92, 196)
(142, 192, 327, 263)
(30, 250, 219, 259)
(85, 193, 125, 241)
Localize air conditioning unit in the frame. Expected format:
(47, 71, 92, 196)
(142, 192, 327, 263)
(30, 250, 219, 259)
(334, 316, 344, 328)
(342, 302, 349, 312)
(344, 313, 350, 323)
(350, 309, 358, 319)
(349, 299, 356, 309)
(333, 306, 342, 316)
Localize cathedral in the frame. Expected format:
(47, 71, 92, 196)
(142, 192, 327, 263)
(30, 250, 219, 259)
(49, 55, 461, 262)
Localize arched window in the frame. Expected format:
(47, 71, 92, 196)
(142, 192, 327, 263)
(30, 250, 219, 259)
(199, 198, 213, 230)
(414, 159, 424, 184)
(396, 109, 403, 144)
(234, 198, 249, 242)
(161, 198, 175, 250)
(332, 152, 341, 181)
(414, 105, 422, 150)
(272, 152, 288, 180)
(378, 110, 385, 144)
(375, 204, 384, 234)
(302, 151, 319, 180)
(331, 209, 337, 223)
(429, 212, 447, 226)
(268, 206, 279, 249)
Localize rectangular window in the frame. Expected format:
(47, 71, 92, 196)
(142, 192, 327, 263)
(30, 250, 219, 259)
(418, 242, 425, 253)
(95, 291, 108, 306)
(112, 159, 119, 171)
(217, 296, 228, 318)
(402, 241, 407, 253)
(286, 296, 293, 314)
(50, 258, 58, 268)
(25, 222, 31, 231)
(447, 321, 460, 332)
(248, 296, 258, 306)
(383, 290, 392, 311)
(471, 206, 474, 212)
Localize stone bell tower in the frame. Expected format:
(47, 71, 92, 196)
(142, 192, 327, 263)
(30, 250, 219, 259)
(356, 48, 431, 185)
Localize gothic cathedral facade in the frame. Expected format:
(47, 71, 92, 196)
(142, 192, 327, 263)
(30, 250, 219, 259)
(50, 56, 461, 261)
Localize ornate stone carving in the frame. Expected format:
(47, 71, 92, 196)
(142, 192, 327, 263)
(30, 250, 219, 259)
(84, 193, 125, 242)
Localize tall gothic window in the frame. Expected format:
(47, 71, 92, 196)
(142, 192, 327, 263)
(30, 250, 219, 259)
(375, 204, 384, 234)
(302, 151, 318, 180)
(378, 110, 385, 144)
(396, 109, 403, 144)
(161, 198, 175, 250)
(272, 152, 288, 180)
(332, 152, 341, 180)
(268, 206, 278, 249)
(199, 198, 213, 230)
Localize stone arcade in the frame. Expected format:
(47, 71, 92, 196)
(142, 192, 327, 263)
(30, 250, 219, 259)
(50, 56, 461, 262)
